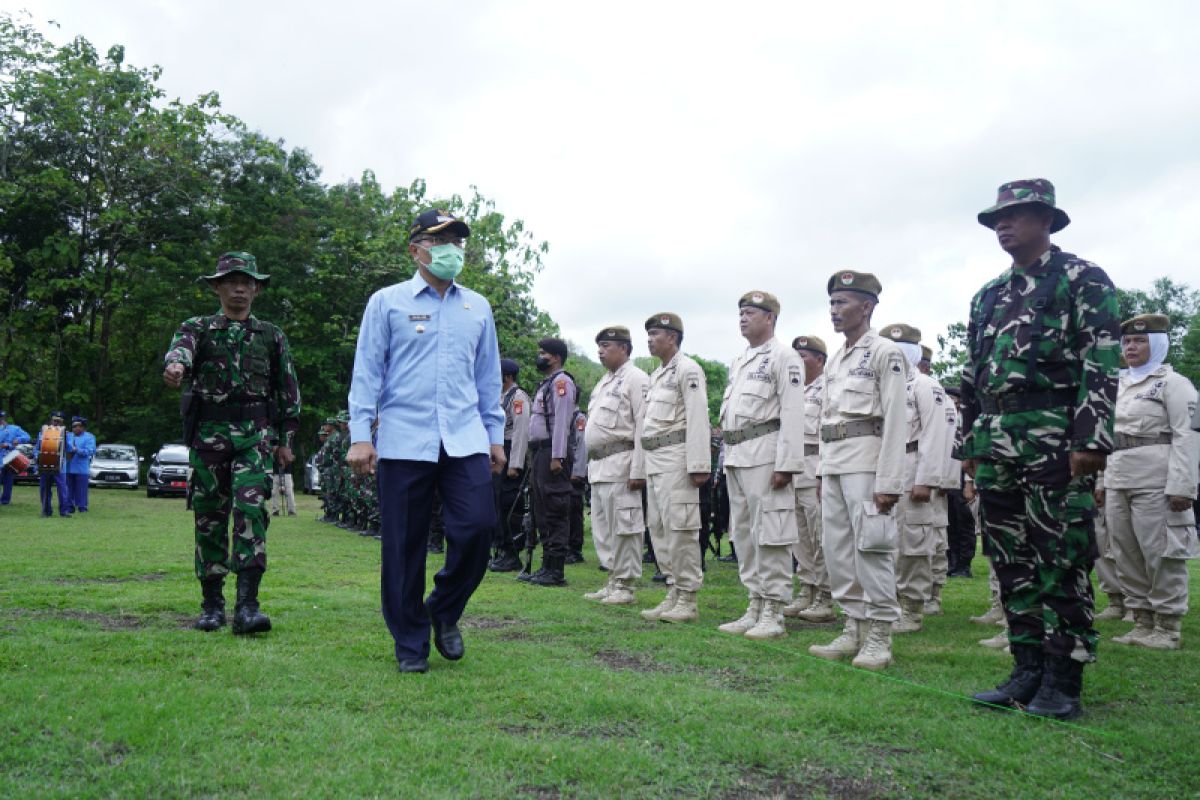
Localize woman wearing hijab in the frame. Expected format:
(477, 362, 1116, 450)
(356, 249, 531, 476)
(1103, 314, 1199, 650)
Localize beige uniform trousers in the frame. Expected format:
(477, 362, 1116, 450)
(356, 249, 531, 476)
(1107, 489, 1197, 616)
(792, 485, 829, 592)
(930, 490, 949, 588)
(590, 480, 644, 582)
(895, 491, 935, 603)
(1092, 503, 1122, 598)
(647, 462, 703, 593)
(726, 463, 797, 603)
(821, 471, 900, 622)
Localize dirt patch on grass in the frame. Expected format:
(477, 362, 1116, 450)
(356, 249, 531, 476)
(720, 766, 896, 800)
(706, 666, 767, 692)
(594, 648, 675, 674)
(515, 785, 561, 799)
(88, 740, 131, 767)
(2, 607, 193, 631)
(496, 630, 535, 642)
(52, 572, 167, 586)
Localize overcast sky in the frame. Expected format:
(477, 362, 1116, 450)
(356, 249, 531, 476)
(11, 0, 1200, 365)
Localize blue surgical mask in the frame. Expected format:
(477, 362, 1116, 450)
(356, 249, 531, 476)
(420, 243, 465, 281)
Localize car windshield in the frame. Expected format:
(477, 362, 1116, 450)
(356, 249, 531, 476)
(96, 446, 136, 461)
(158, 447, 189, 464)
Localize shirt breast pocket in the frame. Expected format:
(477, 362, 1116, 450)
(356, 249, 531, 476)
(838, 376, 875, 416)
(647, 396, 676, 423)
(591, 394, 622, 427)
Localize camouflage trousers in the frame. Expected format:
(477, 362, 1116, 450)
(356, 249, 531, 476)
(189, 422, 273, 579)
(975, 453, 1099, 661)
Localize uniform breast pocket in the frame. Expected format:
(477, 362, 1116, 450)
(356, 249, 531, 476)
(592, 395, 622, 428)
(738, 381, 772, 420)
(838, 377, 875, 416)
(647, 398, 676, 423)
(243, 355, 271, 394)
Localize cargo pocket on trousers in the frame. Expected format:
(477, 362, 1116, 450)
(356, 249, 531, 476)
(899, 501, 935, 556)
(615, 492, 646, 535)
(852, 499, 897, 553)
(1164, 509, 1199, 560)
(669, 488, 701, 531)
(756, 489, 799, 546)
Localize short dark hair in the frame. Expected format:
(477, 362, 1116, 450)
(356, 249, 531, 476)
(619, 341, 632, 356)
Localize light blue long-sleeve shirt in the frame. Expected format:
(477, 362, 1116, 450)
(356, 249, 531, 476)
(348, 272, 504, 461)
(66, 431, 97, 474)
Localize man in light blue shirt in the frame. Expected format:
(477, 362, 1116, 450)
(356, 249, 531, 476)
(65, 416, 97, 512)
(1, 411, 33, 505)
(347, 208, 507, 674)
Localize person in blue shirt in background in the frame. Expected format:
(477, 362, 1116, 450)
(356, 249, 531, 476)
(36, 410, 72, 517)
(346, 208, 507, 675)
(66, 416, 97, 512)
(1, 411, 33, 505)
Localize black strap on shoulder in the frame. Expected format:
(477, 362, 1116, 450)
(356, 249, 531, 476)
(1024, 250, 1072, 384)
(502, 385, 518, 417)
(972, 286, 1003, 389)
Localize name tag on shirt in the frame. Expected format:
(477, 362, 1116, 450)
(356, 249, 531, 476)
(409, 314, 431, 321)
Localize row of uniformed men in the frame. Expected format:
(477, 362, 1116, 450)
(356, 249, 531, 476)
(0, 410, 97, 516)
(491, 273, 965, 670)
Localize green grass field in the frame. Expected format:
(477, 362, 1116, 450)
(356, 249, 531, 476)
(1, 486, 1196, 799)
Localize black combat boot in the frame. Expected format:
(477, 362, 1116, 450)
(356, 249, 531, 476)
(971, 644, 1043, 708)
(565, 550, 585, 565)
(194, 576, 226, 631)
(231, 568, 272, 635)
(718, 542, 738, 563)
(530, 555, 567, 586)
(1025, 654, 1084, 720)
(489, 550, 523, 572)
(518, 553, 548, 583)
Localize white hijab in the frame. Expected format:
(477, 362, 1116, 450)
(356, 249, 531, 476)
(1123, 332, 1170, 382)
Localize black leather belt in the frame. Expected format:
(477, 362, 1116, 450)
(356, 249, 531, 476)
(978, 388, 1077, 415)
(199, 402, 268, 422)
(820, 418, 883, 443)
(588, 439, 635, 460)
(724, 419, 781, 446)
(905, 441, 918, 453)
(804, 443, 819, 457)
(1114, 432, 1172, 451)
(642, 429, 686, 451)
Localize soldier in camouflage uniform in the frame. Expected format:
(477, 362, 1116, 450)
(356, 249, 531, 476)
(962, 180, 1119, 720)
(163, 252, 302, 636)
(315, 417, 337, 522)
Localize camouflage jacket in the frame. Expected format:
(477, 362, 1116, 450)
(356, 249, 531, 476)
(960, 246, 1119, 459)
(164, 313, 302, 448)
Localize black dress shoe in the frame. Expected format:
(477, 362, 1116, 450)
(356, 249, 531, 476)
(398, 657, 429, 674)
(430, 615, 464, 660)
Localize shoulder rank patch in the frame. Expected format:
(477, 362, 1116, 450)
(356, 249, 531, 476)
(789, 366, 802, 386)
(576, 416, 586, 432)
(514, 399, 524, 414)
(556, 378, 567, 397)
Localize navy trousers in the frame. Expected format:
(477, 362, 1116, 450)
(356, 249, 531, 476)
(378, 449, 495, 662)
(67, 474, 90, 511)
(40, 472, 71, 516)
(1, 470, 13, 504)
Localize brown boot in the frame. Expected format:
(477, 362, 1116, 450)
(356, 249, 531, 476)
(1112, 609, 1155, 646)
(782, 584, 814, 618)
(744, 599, 787, 639)
(718, 598, 763, 634)
(1138, 613, 1182, 650)
(1094, 593, 1126, 621)
(923, 584, 944, 616)
(893, 597, 924, 634)
(640, 587, 678, 621)
(797, 590, 837, 622)
(809, 616, 862, 660)
(659, 590, 698, 623)
(851, 620, 894, 671)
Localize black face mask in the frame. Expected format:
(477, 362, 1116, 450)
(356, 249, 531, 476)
(535, 356, 552, 372)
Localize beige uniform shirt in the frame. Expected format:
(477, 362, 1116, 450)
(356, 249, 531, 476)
(584, 360, 650, 483)
(905, 372, 950, 490)
(818, 329, 908, 494)
(792, 373, 825, 490)
(719, 336, 806, 473)
(1104, 365, 1199, 498)
(942, 398, 962, 490)
(642, 352, 711, 476)
(502, 385, 531, 471)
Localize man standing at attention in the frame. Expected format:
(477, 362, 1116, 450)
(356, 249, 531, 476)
(65, 416, 97, 513)
(346, 209, 506, 675)
(638, 313, 711, 624)
(716, 292, 807, 640)
(582, 326, 649, 605)
(163, 252, 301, 635)
(964, 180, 1119, 720)
(808, 272, 908, 671)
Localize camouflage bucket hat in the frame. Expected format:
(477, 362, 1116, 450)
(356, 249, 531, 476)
(977, 178, 1070, 233)
(200, 252, 270, 284)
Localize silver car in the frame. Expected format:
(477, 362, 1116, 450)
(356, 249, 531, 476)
(89, 444, 141, 489)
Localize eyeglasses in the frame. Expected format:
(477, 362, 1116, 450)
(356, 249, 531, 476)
(413, 234, 465, 247)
